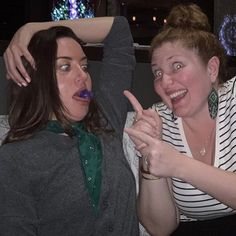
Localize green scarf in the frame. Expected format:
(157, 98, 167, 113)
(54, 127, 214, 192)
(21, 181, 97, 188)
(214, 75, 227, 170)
(46, 120, 102, 215)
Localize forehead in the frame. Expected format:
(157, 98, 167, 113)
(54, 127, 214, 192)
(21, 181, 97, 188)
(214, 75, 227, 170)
(152, 41, 197, 63)
(56, 37, 85, 57)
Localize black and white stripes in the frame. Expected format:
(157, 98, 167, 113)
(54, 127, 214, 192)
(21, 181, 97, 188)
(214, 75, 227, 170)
(152, 77, 236, 221)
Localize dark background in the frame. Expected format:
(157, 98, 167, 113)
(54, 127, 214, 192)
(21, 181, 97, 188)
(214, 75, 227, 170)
(0, 0, 235, 114)
(0, 0, 235, 60)
(0, 0, 215, 42)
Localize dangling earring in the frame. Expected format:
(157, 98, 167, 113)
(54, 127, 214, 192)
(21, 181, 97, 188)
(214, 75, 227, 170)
(208, 87, 218, 119)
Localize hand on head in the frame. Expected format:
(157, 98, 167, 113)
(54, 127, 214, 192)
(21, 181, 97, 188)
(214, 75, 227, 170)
(3, 25, 35, 87)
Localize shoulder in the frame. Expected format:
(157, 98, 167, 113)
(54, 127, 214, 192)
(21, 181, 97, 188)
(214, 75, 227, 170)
(151, 102, 174, 121)
(0, 131, 75, 169)
(0, 131, 48, 156)
(218, 76, 236, 114)
(219, 76, 236, 98)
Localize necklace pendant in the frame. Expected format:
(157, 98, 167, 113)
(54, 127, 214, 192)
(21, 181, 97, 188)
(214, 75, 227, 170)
(200, 147, 206, 156)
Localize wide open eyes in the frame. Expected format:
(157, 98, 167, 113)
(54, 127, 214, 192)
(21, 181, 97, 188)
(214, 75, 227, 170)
(153, 69, 163, 81)
(59, 64, 70, 72)
(173, 62, 183, 71)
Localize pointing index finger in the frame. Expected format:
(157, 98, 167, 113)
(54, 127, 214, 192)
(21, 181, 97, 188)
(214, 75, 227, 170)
(124, 90, 143, 115)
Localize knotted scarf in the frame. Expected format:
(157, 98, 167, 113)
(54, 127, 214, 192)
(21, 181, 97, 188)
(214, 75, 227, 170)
(46, 120, 102, 215)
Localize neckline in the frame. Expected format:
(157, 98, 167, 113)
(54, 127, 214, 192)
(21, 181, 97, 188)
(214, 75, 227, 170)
(178, 117, 218, 167)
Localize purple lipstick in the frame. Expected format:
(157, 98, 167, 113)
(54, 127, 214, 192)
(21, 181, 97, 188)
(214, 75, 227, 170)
(79, 89, 93, 99)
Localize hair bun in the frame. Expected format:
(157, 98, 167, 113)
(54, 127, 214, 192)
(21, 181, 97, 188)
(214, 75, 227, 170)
(165, 3, 211, 32)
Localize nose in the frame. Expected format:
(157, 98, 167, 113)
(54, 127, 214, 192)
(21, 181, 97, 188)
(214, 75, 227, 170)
(161, 74, 174, 89)
(75, 66, 88, 82)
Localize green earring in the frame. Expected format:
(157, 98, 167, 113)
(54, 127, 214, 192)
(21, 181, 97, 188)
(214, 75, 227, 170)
(208, 87, 218, 119)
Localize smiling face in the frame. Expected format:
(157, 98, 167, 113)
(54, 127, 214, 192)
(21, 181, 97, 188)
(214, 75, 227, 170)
(151, 41, 218, 119)
(56, 37, 92, 121)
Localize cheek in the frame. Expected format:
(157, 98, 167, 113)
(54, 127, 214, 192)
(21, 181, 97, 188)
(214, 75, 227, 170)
(57, 75, 68, 92)
(57, 79, 72, 102)
(154, 81, 170, 105)
(57, 83, 69, 100)
(154, 81, 163, 96)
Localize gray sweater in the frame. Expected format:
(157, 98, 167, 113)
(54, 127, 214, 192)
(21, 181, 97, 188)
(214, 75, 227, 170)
(0, 17, 139, 236)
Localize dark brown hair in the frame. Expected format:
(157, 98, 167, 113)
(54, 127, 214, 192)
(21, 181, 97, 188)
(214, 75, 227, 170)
(150, 3, 228, 83)
(4, 26, 109, 143)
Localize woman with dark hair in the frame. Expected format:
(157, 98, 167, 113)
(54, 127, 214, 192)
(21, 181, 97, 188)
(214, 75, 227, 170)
(5, 26, 103, 142)
(124, 3, 236, 236)
(0, 17, 138, 235)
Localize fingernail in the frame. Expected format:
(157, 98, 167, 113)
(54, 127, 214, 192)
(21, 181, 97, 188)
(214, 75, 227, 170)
(22, 82, 28, 87)
(25, 77, 31, 83)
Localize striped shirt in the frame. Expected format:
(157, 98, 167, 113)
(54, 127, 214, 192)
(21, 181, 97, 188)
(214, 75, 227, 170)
(124, 76, 236, 223)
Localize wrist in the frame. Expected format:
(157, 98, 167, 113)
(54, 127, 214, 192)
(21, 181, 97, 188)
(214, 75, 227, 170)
(140, 166, 161, 180)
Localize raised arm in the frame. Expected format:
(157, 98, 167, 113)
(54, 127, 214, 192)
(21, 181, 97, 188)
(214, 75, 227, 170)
(94, 17, 135, 137)
(3, 17, 114, 85)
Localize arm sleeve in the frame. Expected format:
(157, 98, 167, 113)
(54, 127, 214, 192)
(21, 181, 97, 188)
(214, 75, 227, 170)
(95, 16, 136, 138)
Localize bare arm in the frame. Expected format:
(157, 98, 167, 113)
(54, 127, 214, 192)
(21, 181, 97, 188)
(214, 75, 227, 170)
(125, 127, 180, 235)
(177, 156, 236, 210)
(27, 17, 114, 43)
(138, 177, 179, 236)
(3, 17, 114, 85)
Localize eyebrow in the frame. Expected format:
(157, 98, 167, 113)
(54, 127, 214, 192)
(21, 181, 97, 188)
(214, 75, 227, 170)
(151, 63, 157, 67)
(167, 55, 174, 60)
(151, 55, 178, 67)
(56, 56, 88, 62)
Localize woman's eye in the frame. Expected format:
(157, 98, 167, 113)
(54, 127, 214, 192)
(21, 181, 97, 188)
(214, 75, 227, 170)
(173, 62, 183, 71)
(59, 64, 70, 71)
(81, 64, 89, 73)
(153, 70, 163, 80)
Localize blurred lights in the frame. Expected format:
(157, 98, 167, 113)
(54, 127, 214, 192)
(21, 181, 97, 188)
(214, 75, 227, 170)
(219, 14, 236, 56)
(51, 0, 94, 21)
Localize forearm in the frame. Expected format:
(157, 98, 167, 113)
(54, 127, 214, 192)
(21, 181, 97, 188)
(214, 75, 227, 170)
(25, 17, 114, 43)
(138, 178, 179, 236)
(177, 156, 236, 209)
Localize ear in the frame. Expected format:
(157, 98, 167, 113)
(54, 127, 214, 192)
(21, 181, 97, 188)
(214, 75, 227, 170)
(207, 56, 220, 83)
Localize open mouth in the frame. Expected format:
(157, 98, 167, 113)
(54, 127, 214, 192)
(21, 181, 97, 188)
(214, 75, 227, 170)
(169, 89, 187, 101)
(79, 89, 93, 99)
(73, 89, 93, 100)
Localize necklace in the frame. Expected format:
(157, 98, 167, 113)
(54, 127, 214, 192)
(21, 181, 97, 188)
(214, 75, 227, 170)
(196, 125, 216, 157)
(199, 146, 207, 156)
(183, 120, 216, 159)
